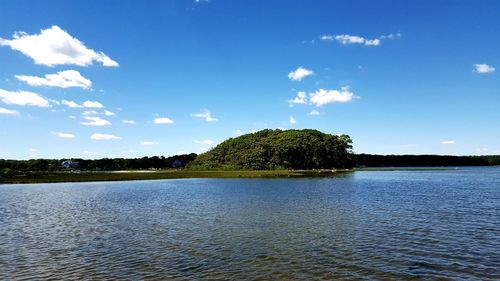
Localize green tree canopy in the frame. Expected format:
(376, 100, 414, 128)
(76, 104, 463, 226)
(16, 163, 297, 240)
(188, 129, 354, 170)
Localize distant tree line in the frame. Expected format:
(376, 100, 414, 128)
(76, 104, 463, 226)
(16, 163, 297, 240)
(0, 154, 197, 176)
(354, 154, 500, 167)
(2, 133, 500, 178)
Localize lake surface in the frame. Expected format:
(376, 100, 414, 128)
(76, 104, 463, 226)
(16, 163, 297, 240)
(1, 168, 499, 280)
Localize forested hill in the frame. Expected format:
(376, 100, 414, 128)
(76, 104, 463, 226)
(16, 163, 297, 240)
(188, 129, 354, 170)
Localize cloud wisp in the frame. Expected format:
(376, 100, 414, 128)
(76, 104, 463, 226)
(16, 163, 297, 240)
(51, 131, 76, 139)
(288, 86, 356, 107)
(192, 109, 217, 122)
(0, 89, 50, 107)
(0, 25, 118, 67)
(0, 107, 20, 115)
(61, 100, 104, 109)
(81, 116, 111, 126)
(91, 133, 121, 140)
(154, 117, 174, 124)
(321, 33, 401, 46)
(288, 67, 313, 81)
(474, 64, 495, 73)
(15, 70, 92, 89)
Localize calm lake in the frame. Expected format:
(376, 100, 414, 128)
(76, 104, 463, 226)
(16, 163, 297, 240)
(1, 168, 499, 280)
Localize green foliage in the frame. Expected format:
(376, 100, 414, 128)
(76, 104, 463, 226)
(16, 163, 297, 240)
(0, 153, 197, 176)
(188, 129, 354, 170)
(355, 154, 500, 167)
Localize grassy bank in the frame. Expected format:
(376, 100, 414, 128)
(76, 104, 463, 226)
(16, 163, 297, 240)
(0, 169, 349, 184)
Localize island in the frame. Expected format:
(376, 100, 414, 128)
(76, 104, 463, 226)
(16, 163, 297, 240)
(1, 129, 499, 184)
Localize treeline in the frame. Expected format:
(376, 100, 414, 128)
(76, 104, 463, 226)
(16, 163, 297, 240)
(188, 129, 354, 170)
(355, 154, 500, 167)
(0, 154, 197, 176)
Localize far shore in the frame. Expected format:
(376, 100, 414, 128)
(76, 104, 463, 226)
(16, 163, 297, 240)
(0, 167, 471, 184)
(0, 169, 350, 184)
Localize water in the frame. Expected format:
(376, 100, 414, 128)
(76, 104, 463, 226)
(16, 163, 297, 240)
(1, 168, 499, 280)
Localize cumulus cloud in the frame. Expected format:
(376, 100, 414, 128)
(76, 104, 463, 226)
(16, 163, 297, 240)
(15, 70, 92, 89)
(80, 116, 111, 126)
(0, 107, 20, 115)
(321, 33, 400, 46)
(192, 109, 217, 122)
(82, 110, 98, 116)
(474, 64, 495, 73)
(103, 110, 115, 116)
(82, 100, 103, 108)
(309, 109, 320, 116)
(0, 25, 118, 67)
(288, 91, 308, 106)
(140, 141, 159, 145)
(309, 87, 355, 107)
(0, 89, 50, 107)
(288, 67, 313, 81)
(441, 140, 455, 145)
(62, 100, 81, 108)
(122, 120, 136, 124)
(287, 87, 356, 107)
(61, 100, 104, 109)
(51, 131, 75, 139)
(91, 133, 120, 140)
(289, 116, 296, 125)
(195, 139, 215, 145)
(154, 117, 174, 124)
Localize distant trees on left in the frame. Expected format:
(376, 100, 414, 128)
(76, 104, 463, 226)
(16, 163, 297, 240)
(0, 153, 197, 176)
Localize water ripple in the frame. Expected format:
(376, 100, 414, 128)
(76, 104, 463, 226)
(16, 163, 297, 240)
(1, 168, 499, 280)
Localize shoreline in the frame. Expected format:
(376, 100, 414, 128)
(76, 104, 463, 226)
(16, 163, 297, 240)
(2, 166, 493, 185)
(0, 169, 350, 184)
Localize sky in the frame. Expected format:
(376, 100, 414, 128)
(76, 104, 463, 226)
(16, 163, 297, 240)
(0, 0, 499, 159)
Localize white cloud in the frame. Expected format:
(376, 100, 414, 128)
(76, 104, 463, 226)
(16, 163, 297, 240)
(0, 25, 118, 67)
(289, 116, 296, 125)
(154, 117, 174, 124)
(333, 34, 367, 44)
(103, 110, 115, 116)
(441, 140, 456, 145)
(68, 115, 77, 119)
(288, 67, 313, 81)
(82, 150, 99, 156)
(309, 109, 320, 116)
(474, 64, 495, 74)
(82, 110, 98, 116)
(321, 33, 400, 46)
(192, 109, 217, 122)
(0, 89, 50, 107)
(15, 70, 92, 89)
(140, 141, 159, 145)
(81, 116, 111, 126)
(82, 100, 104, 108)
(288, 91, 308, 106)
(62, 100, 81, 108)
(122, 119, 136, 124)
(0, 107, 19, 115)
(51, 131, 75, 139)
(195, 139, 215, 145)
(61, 100, 104, 109)
(309, 87, 355, 107)
(91, 133, 120, 140)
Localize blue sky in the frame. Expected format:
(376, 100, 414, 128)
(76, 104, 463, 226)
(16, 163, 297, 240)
(0, 0, 499, 159)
